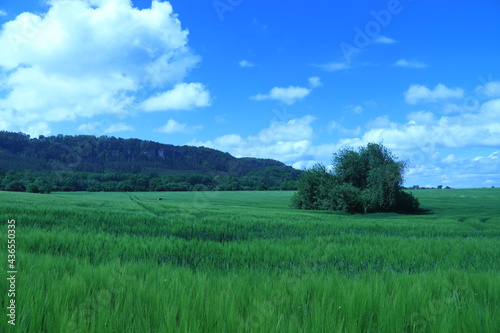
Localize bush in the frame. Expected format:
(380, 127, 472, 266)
(5, 181, 26, 192)
(330, 183, 363, 213)
(26, 183, 41, 193)
(292, 143, 420, 214)
(394, 190, 421, 214)
(193, 183, 208, 191)
(291, 164, 335, 210)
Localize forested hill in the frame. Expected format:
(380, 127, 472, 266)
(0, 131, 301, 192)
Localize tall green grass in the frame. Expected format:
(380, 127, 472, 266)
(1, 189, 499, 332)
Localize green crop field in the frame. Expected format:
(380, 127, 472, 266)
(1, 189, 499, 332)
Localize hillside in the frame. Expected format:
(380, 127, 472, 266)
(0, 131, 301, 192)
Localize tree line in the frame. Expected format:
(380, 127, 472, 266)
(0, 131, 301, 193)
(0, 169, 299, 193)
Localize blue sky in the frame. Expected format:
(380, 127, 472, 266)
(0, 0, 499, 188)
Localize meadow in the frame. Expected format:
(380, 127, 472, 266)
(1, 188, 499, 332)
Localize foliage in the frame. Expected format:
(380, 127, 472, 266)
(290, 164, 334, 210)
(292, 143, 420, 213)
(0, 131, 301, 192)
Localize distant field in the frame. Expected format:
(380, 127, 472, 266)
(1, 189, 499, 332)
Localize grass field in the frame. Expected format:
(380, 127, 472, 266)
(1, 189, 499, 332)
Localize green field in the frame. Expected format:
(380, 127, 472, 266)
(1, 189, 500, 332)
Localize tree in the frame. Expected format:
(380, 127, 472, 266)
(5, 181, 26, 192)
(291, 143, 420, 214)
(0, 131, 303, 192)
(27, 183, 41, 193)
(290, 164, 337, 210)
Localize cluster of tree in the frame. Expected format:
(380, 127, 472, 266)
(0, 131, 302, 193)
(291, 143, 421, 214)
(0, 131, 291, 177)
(0, 169, 299, 193)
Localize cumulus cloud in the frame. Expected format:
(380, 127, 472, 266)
(405, 83, 464, 104)
(475, 81, 500, 98)
(308, 76, 322, 88)
(156, 119, 201, 134)
(437, 150, 500, 187)
(141, 83, 210, 112)
(77, 121, 133, 134)
(395, 59, 427, 69)
(104, 122, 134, 134)
(22, 122, 51, 137)
(313, 61, 349, 72)
(324, 102, 500, 187)
(238, 60, 255, 68)
(188, 96, 500, 187)
(252, 87, 310, 105)
(251, 78, 320, 105)
(77, 122, 102, 133)
(329, 121, 361, 136)
(343, 104, 364, 114)
(373, 35, 397, 44)
(0, 0, 207, 136)
(189, 115, 316, 163)
(368, 110, 499, 151)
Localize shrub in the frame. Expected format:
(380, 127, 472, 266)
(292, 143, 420, 214)
(26, 183, 41, 193)
(193, 183, 208, 191)
(291, 164, 335, 210)
(330, 183, 363, 213)
(5, 181, 26, 192)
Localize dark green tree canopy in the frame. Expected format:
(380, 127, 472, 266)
(292, 143, 420, 214)
(0, 131, 302, 193)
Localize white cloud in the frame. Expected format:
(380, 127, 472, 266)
(251, 78, 319, 105)
(442, 154, 459, 164)
(314, 61, 349, 72)
(77, 122, 102, 133)
(435, 151, 500, 187)
(475, 81, 500, 98)
(292, 160, 322, 170)
(406, 111, 436, 125)
(22, 122, 51, 137)
(395, 59, 427, 69)
(77, 120, 134, 134)
(329, 121, 361, 136)
(308, 76, 322, 88)
(211, 134, 246, 147)
(190, 115, 316, 163)
(104, 122, 134, 134)
(257, 115, 316, 143)
(238, 60, 255, 68)
(156, 119, 201, 134)
(442, 103, 469, 114)
(373, 35, 397, 44)
(405, 83, 464, 104)
(252, 87, 310, 105)
(141, 83, 211, 112)
(358, 100, 500, 153)
(0, 66, 136, 124)
(343, 104, 364, 114)
(0, 0, 205, 132)
(335, 110, 500, 188)
(489, 151, 499, 159)
(478, 99, 500, 124)
(0, 9, 6, 17)
(188, 97, 500, 187)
